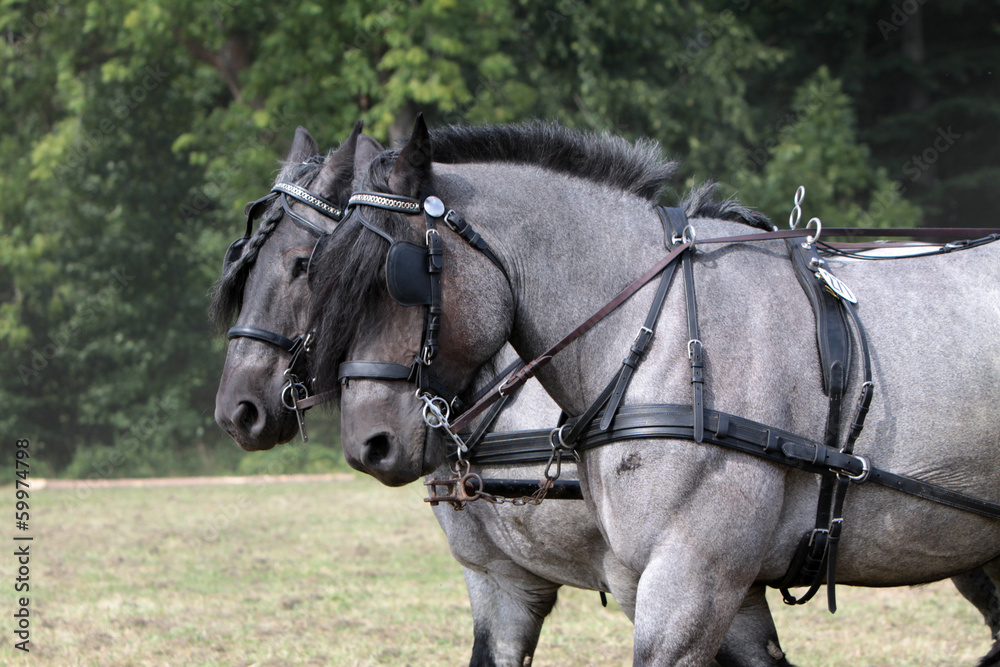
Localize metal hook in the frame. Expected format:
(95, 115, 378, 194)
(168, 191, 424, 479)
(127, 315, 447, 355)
(682, 224, 697, 248)
(803, 217, 822, 248)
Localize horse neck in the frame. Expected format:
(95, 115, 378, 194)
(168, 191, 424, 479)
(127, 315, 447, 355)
(436, 164, 680, 412)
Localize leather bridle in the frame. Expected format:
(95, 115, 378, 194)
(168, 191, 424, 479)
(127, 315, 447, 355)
(318, 190, 510, 456)
(223, 172, 344, 441)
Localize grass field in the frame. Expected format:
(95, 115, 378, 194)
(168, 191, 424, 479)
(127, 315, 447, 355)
(0, 475, 993, 666)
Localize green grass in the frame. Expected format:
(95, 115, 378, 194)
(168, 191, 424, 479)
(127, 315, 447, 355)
(0, 476, 992, 666)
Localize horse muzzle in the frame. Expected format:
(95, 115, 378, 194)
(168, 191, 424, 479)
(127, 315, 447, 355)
(215, 388, 298, 451)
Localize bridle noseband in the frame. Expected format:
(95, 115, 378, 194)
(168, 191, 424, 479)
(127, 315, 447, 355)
(223, 172, 344, 441)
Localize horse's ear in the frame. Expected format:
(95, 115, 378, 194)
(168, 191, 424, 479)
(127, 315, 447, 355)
(286, 126, 319, 164)
(311, 121, 364, 201)
(354, 133, 384, 187)
(388, 113, 432, 199)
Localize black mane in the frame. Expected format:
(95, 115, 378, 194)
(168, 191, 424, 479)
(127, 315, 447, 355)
(208, 156, 327, 333)
(426, 121, 676, 202)
(681, 182, 773, 231)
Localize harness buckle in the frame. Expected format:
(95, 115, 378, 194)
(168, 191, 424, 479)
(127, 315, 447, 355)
(807, 527, 828, 548)
(443, 209, 461, 231)
(839, 453, 871, 483)
(633, 325, 654, 348)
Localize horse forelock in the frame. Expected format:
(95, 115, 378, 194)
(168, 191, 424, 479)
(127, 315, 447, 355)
(307, 178, 417, 395)
(208, 156, 330, 333)
(424, 122, 676, 202)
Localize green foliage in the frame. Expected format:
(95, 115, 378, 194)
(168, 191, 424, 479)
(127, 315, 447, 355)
(734, 68, 921, 228)
(2, 1, 996, 477)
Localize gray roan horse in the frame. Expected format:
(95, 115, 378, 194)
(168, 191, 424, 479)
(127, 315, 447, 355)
(211, 124, 804, 665)
(305, 117, 1000, 665)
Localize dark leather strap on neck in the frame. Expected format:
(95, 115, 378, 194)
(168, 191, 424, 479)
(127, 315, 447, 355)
(598, 207, 686, 432)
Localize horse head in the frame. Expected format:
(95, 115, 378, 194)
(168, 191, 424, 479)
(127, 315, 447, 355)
(213, 123, 383, 450)
(308, 115, 514, 485)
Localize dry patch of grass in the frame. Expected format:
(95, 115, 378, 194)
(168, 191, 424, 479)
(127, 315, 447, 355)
(0, 475, 992, 665)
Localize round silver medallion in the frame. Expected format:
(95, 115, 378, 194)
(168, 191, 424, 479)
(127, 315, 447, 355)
(423, 196, 446, 218)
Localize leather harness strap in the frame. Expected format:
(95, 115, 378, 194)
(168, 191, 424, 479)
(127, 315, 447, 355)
(599, 207, 687, 432)
(455, 402, 1000, 520)
(288, 184, 1000, 604)
(227, 325, 302, 353)
(777, 239, 860, 610)
(548, 207, 688, 449)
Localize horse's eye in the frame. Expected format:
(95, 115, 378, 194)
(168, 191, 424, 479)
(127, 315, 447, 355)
(292, 257, 309, 279)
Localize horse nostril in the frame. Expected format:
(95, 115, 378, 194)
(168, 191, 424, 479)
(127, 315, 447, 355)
(365, 434, 391, 466)
(235, 400, 261, 434)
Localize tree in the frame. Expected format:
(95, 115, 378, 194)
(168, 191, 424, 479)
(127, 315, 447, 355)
(739, 0, 1000, 228)
(734, 68, 920, 230)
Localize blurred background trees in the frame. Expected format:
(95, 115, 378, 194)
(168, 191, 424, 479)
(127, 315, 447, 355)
(3, 0, 997, 477)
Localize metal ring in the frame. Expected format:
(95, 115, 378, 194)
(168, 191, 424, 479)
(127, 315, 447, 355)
(460, 471, 484, 501)
(548, 424, 571, 450)
(281, 380, 308, 410)
(419, 393, 450, 429)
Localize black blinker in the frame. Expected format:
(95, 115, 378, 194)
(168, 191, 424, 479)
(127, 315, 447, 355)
(386, 241, 433, 307)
